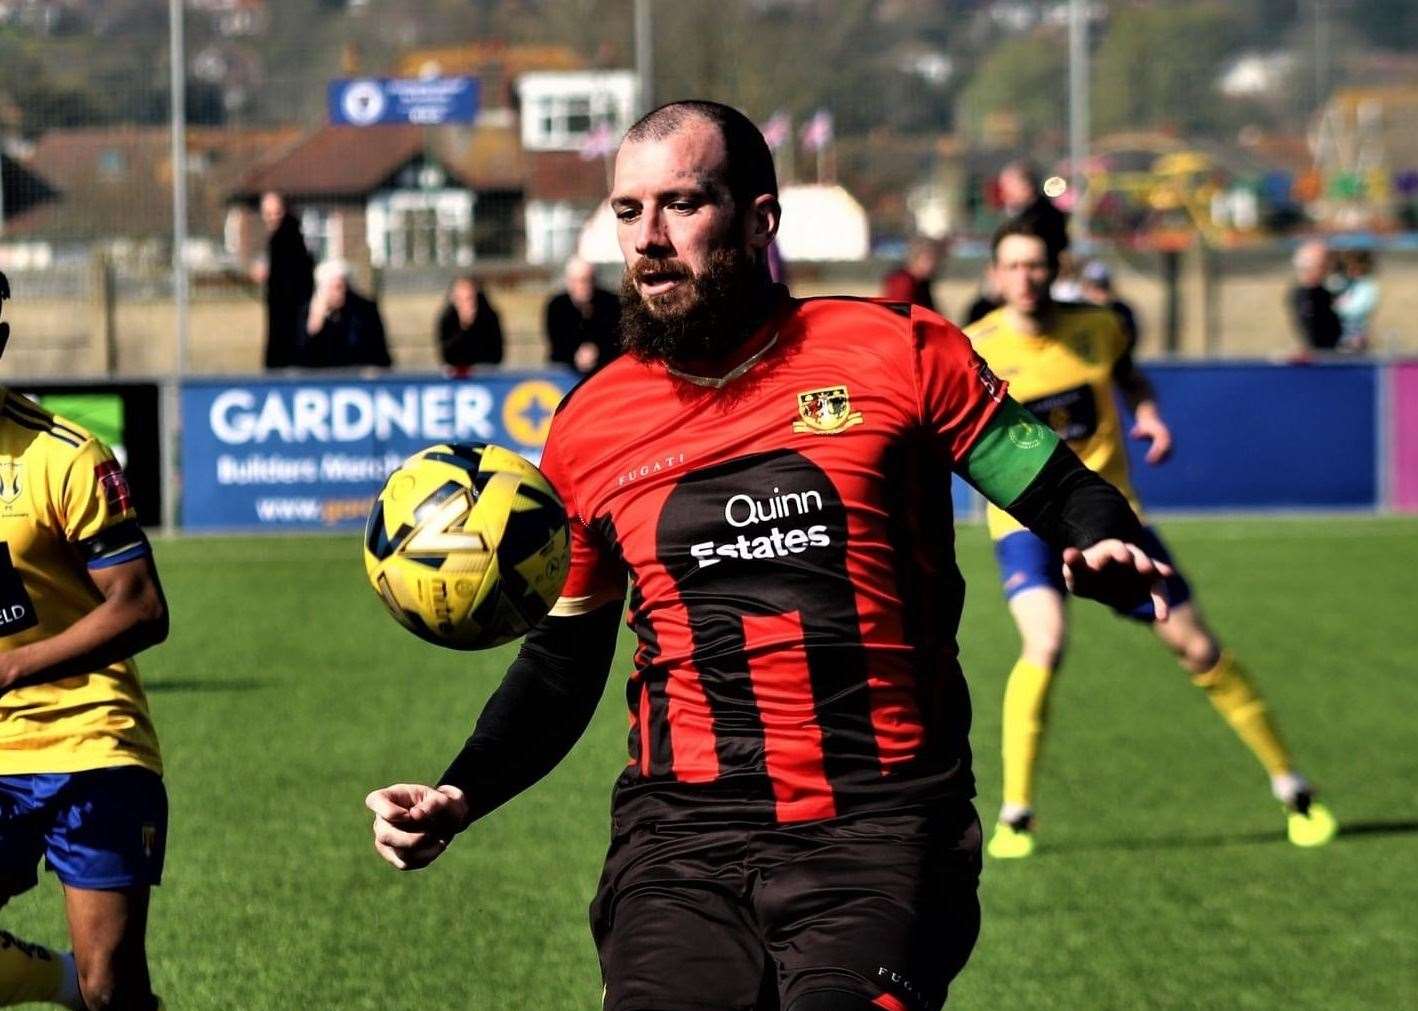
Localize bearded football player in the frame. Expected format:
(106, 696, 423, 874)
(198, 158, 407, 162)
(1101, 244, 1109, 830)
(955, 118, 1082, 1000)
(366, 102, 1172, 1010)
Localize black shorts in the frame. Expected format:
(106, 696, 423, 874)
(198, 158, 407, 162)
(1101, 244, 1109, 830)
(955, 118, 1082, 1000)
(591, 800, 982, 1011)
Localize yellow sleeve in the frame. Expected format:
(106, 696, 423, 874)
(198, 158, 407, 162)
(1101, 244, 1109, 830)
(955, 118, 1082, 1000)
(61, 440, 149, 569)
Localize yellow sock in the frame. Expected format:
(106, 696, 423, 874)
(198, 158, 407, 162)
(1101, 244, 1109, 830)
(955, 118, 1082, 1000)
(1001, 657, 1054, 811)
(1191, 650, 1293, 776)
(0, 929, 63, 1006)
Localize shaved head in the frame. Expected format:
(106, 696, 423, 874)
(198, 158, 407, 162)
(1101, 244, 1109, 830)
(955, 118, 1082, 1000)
(624, 100, 778, 209)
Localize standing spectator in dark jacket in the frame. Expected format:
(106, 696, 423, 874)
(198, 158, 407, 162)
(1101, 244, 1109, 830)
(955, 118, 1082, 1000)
(299, 260, 391, 369)
(437, 275, 503, 374)
(1289, 240, 1342, 352)
(999, 162, 1070, 262)
(545, 256, 621, 374)
(880, 237, 942, 311)
(1078, 260, 1140, 350)
(255, 191, 315, 369)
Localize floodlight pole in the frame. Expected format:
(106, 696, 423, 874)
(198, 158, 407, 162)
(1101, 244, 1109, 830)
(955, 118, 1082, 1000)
(1313, 0, 1329, 114)
(164, 0, 189, 534)
(635, 0, 654, 117)
(1068, 0, 1091, 245)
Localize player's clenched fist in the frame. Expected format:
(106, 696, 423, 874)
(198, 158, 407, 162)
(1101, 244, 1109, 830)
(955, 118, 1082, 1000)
(366, 783, 471, 870)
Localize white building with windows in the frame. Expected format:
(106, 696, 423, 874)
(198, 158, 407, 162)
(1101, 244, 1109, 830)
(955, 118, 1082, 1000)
(518, 71, 637, 265)
(224, 68, 635, 271)
(228, 123, 526, 271)
(518, 71, 637, 153)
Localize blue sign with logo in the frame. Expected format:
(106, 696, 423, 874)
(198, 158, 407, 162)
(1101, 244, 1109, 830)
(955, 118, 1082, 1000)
(328, 76, 480, 126)
(181, 373, 572, 531)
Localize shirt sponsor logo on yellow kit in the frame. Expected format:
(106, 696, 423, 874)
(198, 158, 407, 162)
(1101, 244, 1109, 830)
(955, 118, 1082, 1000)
(0, 460, 21, 504)
(793, 386, 863, 435)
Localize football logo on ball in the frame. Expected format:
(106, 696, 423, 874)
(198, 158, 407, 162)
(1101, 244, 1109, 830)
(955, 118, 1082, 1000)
(364, 443, 570, 649)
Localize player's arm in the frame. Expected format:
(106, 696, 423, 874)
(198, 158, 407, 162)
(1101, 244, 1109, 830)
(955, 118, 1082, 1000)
(1, 440, 168, 693)
(0, 547, 168, 692)
(366, 599, 621, 871)
(960, 398, 1171, 618)
(1112, 343, 1172, 464)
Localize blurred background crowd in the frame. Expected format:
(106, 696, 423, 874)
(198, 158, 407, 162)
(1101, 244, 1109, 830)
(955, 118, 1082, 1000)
(0, 0, 1415, 378)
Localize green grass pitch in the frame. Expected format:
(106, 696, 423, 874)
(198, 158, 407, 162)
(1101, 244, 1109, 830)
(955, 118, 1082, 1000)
(5, 517, 1417, 1009)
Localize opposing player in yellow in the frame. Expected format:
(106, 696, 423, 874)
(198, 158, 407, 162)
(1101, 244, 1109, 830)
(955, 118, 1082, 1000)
(0, 272, 170, 1010)
(966, 222, 1336, 858)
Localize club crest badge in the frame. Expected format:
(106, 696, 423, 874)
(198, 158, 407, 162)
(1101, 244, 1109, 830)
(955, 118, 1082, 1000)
(94, 460, 133, 513)
(793, 386, 863, 435)
(0, 460, 21, 504)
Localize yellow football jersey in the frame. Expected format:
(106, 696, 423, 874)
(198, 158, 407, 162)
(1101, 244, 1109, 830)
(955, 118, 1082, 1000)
(966, 304, 1143, 539)
(0, 389, 161, 775)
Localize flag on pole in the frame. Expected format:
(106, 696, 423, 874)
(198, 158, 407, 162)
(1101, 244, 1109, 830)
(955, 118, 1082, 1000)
(760, 110, 791, 151)
(579, 120, 617, 160)
(800, 109, 833, 152)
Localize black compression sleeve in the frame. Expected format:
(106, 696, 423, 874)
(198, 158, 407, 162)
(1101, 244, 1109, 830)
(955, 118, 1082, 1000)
(438, 602, 621, 824)
(1006, 441, 1146, 551)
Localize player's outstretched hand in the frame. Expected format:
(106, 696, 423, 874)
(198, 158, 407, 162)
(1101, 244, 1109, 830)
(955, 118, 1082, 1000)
(1063, 540, 1174, 622)
(1130, 411, 1173, 465)
(366, 783, 471, 871)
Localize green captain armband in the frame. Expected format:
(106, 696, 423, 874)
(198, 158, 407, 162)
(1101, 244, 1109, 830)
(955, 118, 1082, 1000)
(961, 398, 1061, 508)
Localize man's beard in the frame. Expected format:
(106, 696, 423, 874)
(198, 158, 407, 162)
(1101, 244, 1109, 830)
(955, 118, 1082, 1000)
(619, 246, 765, 367)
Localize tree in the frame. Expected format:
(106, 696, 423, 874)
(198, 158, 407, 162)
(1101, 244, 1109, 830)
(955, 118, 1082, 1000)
(1340, 0, 1418, 53)
(1092, 4, 1245, 137)
(956, 33, 1068, 148)
(0, 33, 107, 135)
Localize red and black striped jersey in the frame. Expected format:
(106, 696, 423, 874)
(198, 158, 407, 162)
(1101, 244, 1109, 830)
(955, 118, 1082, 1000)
(539, 291, 1007, 827)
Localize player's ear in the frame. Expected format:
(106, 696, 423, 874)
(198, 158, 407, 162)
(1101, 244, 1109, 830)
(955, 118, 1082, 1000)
(743, 194, 780, 253)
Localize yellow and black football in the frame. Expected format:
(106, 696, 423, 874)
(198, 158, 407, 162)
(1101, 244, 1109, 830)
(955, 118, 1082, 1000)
(363, 443, 569, 650)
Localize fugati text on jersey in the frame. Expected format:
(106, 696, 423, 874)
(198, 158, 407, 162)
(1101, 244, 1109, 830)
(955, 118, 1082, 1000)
(618, 453, 686, 487)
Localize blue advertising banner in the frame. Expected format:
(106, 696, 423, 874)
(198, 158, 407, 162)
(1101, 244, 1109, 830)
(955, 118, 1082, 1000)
(327, 76, 480, 126)
(949, 361, 1380, 522)
(181, 363, 1382, 532)
(1125, 361, 1378, 510)
(181, 373, 572, 531)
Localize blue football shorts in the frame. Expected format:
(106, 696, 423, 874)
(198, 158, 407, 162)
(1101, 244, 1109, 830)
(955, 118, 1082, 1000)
(0, 766, 167, 894)
(993, 525, 1192, 621)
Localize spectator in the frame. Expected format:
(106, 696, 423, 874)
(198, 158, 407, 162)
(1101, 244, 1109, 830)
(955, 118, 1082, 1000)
(1050, 254, 1083, 303)
(254, 191, 315, 369)
(299, 260, 391, 369)
(999, 161, 1070, 261)
(1078, 260, 1140, 351)
(1289, 240, 1342, 351)
(545, 256, 621, 375)
(437, 275, 504, 374)
(881, 237, 942, 311)
(1333, 249, 1379, 352)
